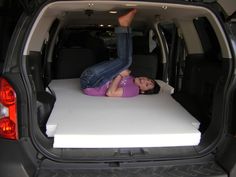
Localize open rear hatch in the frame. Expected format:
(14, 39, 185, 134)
(19, 0, 234, 166)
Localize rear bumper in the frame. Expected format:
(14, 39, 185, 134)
(36, 159, 227, 177)
(0, 138, 37, 177)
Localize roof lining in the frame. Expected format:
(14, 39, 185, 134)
(23, 1, 231, 58)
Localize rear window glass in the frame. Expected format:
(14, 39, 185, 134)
(193, 17, 221, 59)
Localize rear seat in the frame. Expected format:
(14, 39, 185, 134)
(55, 47, 96, 79)
(55, 29, 159, 80)
(54, 29, 109, 79)
(130, 35, 158, 78)
(84, 35, 109, 62)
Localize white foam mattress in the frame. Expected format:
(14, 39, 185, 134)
(47, 78, 201, 148)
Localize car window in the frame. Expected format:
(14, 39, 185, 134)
(0, 0, 23, 73)
(193, 17, 221, 59)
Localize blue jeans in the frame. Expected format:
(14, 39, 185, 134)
(80, 27, 133, 89)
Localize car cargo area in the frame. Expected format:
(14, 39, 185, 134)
(23, 1, 231, 160)
(46, 78, 200, 148)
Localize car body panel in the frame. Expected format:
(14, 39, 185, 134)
(0, 0, 236, 177)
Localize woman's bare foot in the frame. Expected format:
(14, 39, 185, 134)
(118, 9, 137, 27)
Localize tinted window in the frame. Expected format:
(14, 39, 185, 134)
(193, 17, 221, 59)
(160, 23, 186, 90)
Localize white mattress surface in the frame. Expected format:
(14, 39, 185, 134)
(47, 79, 201, 148)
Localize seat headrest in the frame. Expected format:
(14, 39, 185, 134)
(133, 36, 150, 55)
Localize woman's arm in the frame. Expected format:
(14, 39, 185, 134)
(106, 69, 131, 97)
(106, 75, 123, 97)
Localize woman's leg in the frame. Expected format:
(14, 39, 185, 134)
(80, 27, 133, 89)
(80, 9, 136, 89)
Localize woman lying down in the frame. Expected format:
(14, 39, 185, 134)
(80, 9, 160, 97)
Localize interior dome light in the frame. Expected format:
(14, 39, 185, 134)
(125, 4, 137, 7)
(109, 10, 117, 14)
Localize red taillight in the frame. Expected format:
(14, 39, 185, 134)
(0, 78, 18, 140)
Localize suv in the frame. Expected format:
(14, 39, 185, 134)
(0, 0, 236, 176)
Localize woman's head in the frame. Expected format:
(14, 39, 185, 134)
(134, 77, 160, 94)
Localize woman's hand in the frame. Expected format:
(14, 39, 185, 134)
(106, 69, 130, 97)
(119, 69, 131, 77)
(106, 74, 123, 97)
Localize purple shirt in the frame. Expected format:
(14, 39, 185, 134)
(83, 76, 139, 97)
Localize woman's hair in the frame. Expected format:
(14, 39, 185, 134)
(141, 79, 160, 95)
